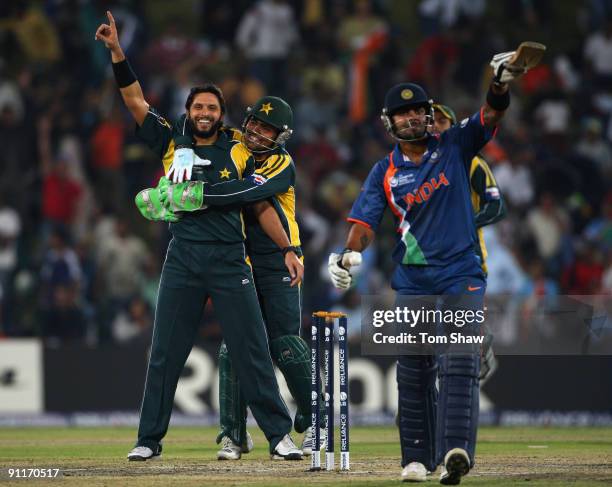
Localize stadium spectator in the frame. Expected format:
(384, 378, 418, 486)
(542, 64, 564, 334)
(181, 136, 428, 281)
(562, 241, 604, 294)
(0, 198, 21, 289)
(0, 197, 21, 335)
(337, 0, 388, 123)
(235, 0, 299, 97)
(576, 117, 612, 181)
(583, 18, 612, 90)
(482, 226, 527, 295)
(584, 192, 612, 252)
(41, 157, 82, 224)
(39, 226, 84, 342)
(0, 101, 35, 215)
(0, 3, 62, 65)
(112, 295, 153, 344)
(96, 218, 149, 312)
(89, 108, 125, 213)
(405, 30, 458, 99)
(526, 192, 571, 277)
(493, 150, 535, 210)
(294, 127, 344, 184)
(0, 2, 608, 352)
(418, 0, 486, 34)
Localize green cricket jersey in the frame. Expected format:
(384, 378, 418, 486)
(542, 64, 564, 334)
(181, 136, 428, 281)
(202, 148, 300, 256)
(469, 155, 505, 274)
(170, 116, 301, 257)
(136, 108, 254, 243)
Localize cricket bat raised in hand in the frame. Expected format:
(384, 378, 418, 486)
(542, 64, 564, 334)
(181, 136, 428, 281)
(507, 41, 546, 71)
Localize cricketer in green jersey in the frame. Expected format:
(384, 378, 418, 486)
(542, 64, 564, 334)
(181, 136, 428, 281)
(95, 10, 303, 461)
(143, 96, 317, 460)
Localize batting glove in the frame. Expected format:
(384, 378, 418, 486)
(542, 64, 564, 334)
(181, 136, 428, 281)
(328, 250, 362, 290)
(490, 51, 526, 84)
(167, 146, 211, 183)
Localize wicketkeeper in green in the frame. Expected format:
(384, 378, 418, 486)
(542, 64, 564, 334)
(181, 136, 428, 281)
(140, 96, 320, 460)
(96, 10, 304, 461)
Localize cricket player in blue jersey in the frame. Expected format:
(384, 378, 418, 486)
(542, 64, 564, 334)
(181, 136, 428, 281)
(328, 45, 545, 484)
(432, 103, 505, 383)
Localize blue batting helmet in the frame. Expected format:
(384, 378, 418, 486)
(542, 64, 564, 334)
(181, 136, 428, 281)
(381, 83, 433, 141)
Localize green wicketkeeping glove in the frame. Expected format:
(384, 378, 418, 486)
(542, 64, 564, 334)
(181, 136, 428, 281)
(159, 180, 206, 212)
(135, 177, 181, 222)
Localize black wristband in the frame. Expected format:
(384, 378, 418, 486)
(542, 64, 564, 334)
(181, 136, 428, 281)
(112, 59, 137, 88)
(486, 84, 510, 111)
(281, 246, 299, 256)
(174, 135, 192, 149)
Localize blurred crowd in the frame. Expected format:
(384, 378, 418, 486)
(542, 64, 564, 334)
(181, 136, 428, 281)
(0, 0, 611, 346)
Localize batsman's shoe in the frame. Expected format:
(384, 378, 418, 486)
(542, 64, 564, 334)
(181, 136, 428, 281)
(300, 427, 326, 456)
(440, 448, 470, 485)
(217, 436, 242, 461)
(401, 462, 428, 482)
(271, 434, 303, 460)
(241, 431, 254, 454)
(127, 445, 162, 461)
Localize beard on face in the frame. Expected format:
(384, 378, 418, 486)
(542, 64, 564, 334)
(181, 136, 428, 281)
(187, 116, 223, 139)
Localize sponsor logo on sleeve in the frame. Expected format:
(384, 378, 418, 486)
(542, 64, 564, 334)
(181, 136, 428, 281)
(486, 187, 501, 199)
(251, 174, 268, 186)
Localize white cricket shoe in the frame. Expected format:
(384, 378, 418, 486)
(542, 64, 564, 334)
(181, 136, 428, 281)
(127, 445, 161, 461)
(271, 434, 303, 460)
(217, 436, 242, 460)
(300, 427, 326, 456)
(401, 462, 428, 482)
(241, 431, 254, 453)
(440, 448, 470, 485)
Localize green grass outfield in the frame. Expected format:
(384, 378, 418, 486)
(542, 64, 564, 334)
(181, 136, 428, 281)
(0, 426, 610, 486)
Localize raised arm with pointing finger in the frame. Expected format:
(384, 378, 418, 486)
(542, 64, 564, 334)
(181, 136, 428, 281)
(95, 11, 149, 126)
(95, 10, 203, 182)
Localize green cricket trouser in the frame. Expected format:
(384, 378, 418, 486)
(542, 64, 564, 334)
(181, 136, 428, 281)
(218, 252, 311, 444)
(136, 237, 292, 452)
(252, 253, 303, 339)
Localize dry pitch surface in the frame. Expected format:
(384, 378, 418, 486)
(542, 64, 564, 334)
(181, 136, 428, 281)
(0, 426, 610, 486)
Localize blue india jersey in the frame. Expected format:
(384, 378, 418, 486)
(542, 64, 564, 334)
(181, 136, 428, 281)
(348, 109, 496, 266)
